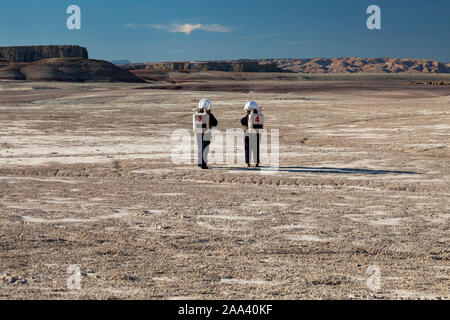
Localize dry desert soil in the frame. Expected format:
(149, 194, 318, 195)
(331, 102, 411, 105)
(0, 73, 449, 299)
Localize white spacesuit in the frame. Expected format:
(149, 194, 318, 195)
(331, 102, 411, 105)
(193, 99, 218, 169)
(241, 100, 264, 167)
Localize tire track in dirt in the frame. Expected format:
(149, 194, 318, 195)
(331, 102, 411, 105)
(158, 170, 445, 194)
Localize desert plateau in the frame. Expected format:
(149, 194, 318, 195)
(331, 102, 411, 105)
(0, 71, 449, 299)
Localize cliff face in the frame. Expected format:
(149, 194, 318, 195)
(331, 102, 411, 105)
(0, 45, 88, 62)
(0, 58, 8, 68)
(145, 61, 285, 72)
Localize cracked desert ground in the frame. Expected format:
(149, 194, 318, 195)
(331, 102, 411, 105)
(0, 75, 449, 299)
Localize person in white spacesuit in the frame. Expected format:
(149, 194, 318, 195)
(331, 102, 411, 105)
(193, 99, 218, 169)
(240, 100, 264, 167)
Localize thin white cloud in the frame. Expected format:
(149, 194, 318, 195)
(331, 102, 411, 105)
(124, 23, 138, 29)
(237, 33, 285, 40)
(125, 23, 232, 35)
(152, 23, 232, 34)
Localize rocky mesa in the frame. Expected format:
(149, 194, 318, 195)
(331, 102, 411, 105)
(144, 60, 286, 72)
(0, 45, 144, 82)
(0, 45, 88, 62)
(0, 58, 145, 82)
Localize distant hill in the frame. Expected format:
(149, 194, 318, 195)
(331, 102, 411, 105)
(259, 57, 450, 74)
(110, 59, 132, 65)
(143, 60, 285, 72)
(124, 57, 450, 74)
(0, 58, 145, 83)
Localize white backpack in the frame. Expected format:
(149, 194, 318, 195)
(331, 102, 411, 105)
(193, 112, 210, 134)
(248, 112, 264, 133)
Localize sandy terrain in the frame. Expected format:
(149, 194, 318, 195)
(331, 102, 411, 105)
(0, 75, 449, 299)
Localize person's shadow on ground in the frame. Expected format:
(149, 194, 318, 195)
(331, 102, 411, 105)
(214, 166, 421, 175)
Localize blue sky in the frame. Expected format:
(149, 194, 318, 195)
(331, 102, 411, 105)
(1, 0, 449, 62)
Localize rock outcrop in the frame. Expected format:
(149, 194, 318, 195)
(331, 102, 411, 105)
(0, 58, 145, 82)
(0, 58, 9, 68)
(145, 60, 285, 72)
(0, 45, 88, 62)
